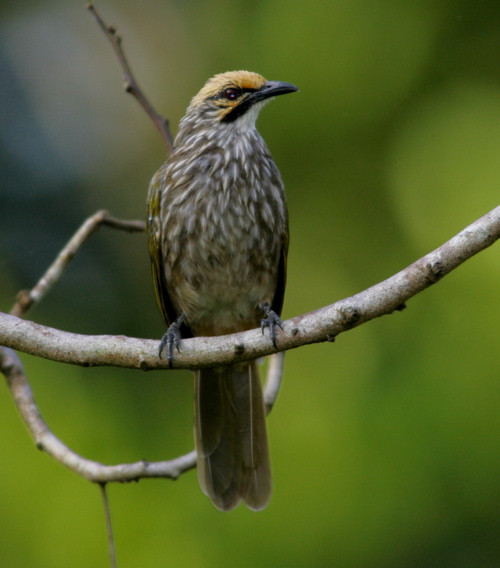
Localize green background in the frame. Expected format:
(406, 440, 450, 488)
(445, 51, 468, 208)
(1, 0, 500, 566)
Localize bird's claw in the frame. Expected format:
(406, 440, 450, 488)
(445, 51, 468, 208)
(260, 302, 283, 349)
(159, 314, 185, 367)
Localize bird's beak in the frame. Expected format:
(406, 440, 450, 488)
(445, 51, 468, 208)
(252, 81, 299, 103)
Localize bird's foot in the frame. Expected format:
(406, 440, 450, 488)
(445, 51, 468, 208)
(260, 302, 284, 349)
(159, 313, 186, 367)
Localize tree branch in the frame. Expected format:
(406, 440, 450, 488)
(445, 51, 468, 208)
(87, 2, 174, 154)
(10, 210, 145, 318)
(2, 205, 499, 370)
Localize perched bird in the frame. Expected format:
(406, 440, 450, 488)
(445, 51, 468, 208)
(147, 71, 298, 511)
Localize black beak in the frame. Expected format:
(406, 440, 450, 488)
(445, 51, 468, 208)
(222, 80, 298, 123)
(253, 81, 299, 103)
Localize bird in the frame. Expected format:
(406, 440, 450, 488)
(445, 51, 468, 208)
(146, 70, 298, 511)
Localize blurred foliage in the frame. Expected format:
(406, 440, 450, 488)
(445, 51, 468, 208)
(1, 0, 500, 566)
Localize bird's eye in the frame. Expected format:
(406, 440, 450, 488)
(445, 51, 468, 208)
(224, 88, 240, 100)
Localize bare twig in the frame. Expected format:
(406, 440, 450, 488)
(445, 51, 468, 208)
(99, 484, 117, 568)
(87, 2, 174, 154)
(3, 205, 500, 370)
(10, 210, 145, 318)
(101, 215, 146, 232)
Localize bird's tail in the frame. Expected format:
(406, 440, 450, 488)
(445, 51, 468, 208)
(194, 361, 271, 511)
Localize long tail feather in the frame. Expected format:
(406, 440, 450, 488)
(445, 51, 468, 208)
(194, 361, 271, 511)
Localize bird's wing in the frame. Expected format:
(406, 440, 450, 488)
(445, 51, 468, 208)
(146, 170, 179, 327)
(271, 228, 289, 317)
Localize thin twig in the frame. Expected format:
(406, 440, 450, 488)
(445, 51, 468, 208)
(99, 484, 117, 568)
(9, 210, 145, 318)
(86, 2, 174, 154)
(101, 216, 146, 232)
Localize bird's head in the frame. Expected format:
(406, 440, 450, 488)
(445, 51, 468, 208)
(181, 71, 298, 132)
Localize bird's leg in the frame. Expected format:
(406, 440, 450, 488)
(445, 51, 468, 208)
(159, 312, 186, 366)
(260, 302, 284, 349)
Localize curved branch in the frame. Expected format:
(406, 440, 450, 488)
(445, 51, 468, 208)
(0, 345, 283, 482)
(2, 205, 499, 370)
(0, 344, 196, 481)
